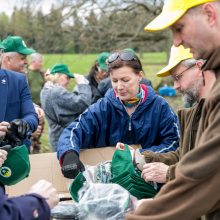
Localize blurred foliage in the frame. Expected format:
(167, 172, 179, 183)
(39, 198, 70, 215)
(0, 0, 170, 54)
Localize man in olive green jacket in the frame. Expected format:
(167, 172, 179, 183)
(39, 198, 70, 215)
(140, 45, 215, 183)
(126, 0, 220, 220)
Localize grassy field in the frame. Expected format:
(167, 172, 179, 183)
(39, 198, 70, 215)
(43, 52, 168, 89)
(39, 52, 183, 153)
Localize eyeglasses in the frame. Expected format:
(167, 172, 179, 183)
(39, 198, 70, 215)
(172, 64, 196, 82)
(107, 51, 136, 64)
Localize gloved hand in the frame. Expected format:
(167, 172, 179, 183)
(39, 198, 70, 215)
(61, 151, 85, 179)
(5, 119, 31, 146)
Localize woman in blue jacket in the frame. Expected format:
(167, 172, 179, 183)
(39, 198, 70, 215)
(58, 49, 180, 179)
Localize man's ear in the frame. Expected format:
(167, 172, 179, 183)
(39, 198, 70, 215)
(195, 60, 204, 70)
(202, 3, 217, 27)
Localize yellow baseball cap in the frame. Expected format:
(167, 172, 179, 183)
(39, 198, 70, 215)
(157, 45, 193, 77)
(145, 0, 215, 32)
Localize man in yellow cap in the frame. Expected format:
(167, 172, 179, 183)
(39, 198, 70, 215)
(140, 45, 215, 182)
(126, 1, 220, 220)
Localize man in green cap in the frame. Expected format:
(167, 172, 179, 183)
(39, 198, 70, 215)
(126, 1, 220, 220)
(41, 63, 92, 151)
(1, 36, 44, 153)
(1, 36, 35, 74)
(0, 37, 38, 151)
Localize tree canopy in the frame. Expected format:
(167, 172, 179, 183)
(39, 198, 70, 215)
(0, 0, 170, 53)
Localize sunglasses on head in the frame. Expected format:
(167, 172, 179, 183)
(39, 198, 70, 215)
(107, 51, 136, 64)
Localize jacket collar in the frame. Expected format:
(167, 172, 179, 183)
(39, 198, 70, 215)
(202, 46, 220, 77)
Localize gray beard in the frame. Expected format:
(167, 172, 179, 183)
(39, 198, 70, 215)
(181, 78, 203, 107)
(182, 92, 197, 107)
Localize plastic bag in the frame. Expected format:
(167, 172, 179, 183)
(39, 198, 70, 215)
(78, 183, 136, 220)
(51, 183, 136, 220)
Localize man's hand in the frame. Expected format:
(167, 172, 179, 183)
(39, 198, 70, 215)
(28, 180, 59, 209)
(74, 74, 89, 85)
(32, 125, 43, 138)
(5, 119, 32, 146)
(61, 151, 85, 179)
(141, 162, 169, 183)
(35, 106, 44, 124)
(0, 149, 8, 167)
(115, 142, 134, 150)
(0, 121, 10, 139)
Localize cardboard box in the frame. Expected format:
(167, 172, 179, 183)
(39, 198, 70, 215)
(6, 147, 115, 196)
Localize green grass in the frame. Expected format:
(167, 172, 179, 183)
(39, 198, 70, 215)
(43, 53, 167, 90)
(39, 52, 182, 153)
(43, 54, 98, 74)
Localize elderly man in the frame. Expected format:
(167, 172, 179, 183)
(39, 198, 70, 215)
(1, 36, 44, 153)
(27, 53, 45, 105)
(27, 53, 45, 153)
(126, 1, 220, 220)
(0, 39, 38, 149)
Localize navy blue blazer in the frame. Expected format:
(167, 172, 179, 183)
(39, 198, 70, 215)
(0, 69, 38, 134)
(0, 183, 50, 219)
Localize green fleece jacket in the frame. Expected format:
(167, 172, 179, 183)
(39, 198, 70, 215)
(126, 47, 220, 220)
(142, 100, 204, 181)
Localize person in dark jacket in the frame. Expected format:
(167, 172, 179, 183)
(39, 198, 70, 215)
(1, 36, 40, 151)
(57, 49, 180, 179)
(0, 40, 38, 150)
(0, 148, 59, 220)
(85, 52, 110, 103)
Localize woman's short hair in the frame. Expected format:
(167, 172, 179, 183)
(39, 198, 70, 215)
(107, 50, 143, 75)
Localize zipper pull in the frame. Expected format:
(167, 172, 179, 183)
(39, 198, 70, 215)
(129, 118, 131, 131)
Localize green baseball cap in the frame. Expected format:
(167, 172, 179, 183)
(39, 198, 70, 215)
(97, 52, 110, 71)
(0, 145, 30, 186)
(2, 36, 35, 55)
(50, 64, 74, 78)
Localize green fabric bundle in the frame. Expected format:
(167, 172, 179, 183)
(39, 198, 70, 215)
(111, 145, 157, 199)
(70, 145, 157, 201)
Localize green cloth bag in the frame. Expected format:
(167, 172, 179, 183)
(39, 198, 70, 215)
(0, 145, 30, 186)
(111, 145, 157, 199)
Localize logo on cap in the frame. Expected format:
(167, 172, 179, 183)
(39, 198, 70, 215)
(0, 166, 12, 178)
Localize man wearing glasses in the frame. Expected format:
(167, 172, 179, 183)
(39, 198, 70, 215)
(132, 45, 215, 184)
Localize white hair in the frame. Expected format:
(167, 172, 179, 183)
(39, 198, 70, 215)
(29, 53, 43, 63)
(181, 58, 205, 68)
